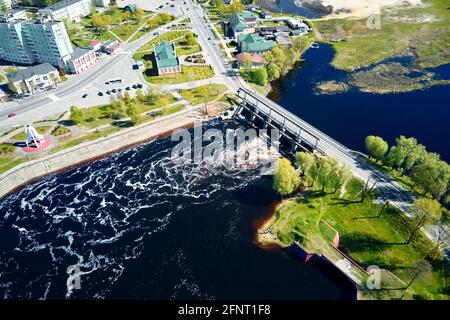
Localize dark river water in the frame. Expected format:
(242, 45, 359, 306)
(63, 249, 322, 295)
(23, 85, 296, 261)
(0, 121, 354, 299)
(268, 44, 450, 162)
(1, 43, 449, 300)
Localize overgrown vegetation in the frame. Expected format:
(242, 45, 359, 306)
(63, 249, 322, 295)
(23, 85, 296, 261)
(313, 0, 450, 70)
(179, 84, 228, 105)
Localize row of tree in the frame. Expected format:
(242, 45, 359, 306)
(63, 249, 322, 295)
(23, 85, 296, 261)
(70, 87, 170, 126)
(212, 0, 245, 16)
(365, 135, 450, 204)
(273, 152, 352, 196)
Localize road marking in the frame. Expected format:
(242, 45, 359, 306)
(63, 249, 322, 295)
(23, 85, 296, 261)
(48, 94, 60, 102)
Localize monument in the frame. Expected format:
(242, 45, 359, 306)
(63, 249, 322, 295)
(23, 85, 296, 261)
(24, 124, 46, 147)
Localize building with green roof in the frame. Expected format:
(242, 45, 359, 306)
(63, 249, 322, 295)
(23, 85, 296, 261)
(237, 33, 275, 54)
(228, 11, 257, 36)
(153, 41, 181, 76)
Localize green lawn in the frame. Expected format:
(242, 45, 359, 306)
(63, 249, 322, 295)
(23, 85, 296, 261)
(179, 84, 228, 105)
(0, 143, 15, 154)
(145, 65, 214, 84)
(313, 0, 450, 70)
(0, 155, 25, 175)
(11, 126, 51, 141)
(52, 126, 71, 136)
(133, 30, 202, 62)
(75, 93, 177, 129)
(269, 178, 449, 299)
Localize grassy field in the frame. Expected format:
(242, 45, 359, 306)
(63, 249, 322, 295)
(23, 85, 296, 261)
(133, 31, 201, 59)
(11, 126, 51, 141)
(313, 0, 450, 70)
(51, 126, 71, 136)
(145, 65, 214, 84)
(75, 93, 177, 129)
(179, 84, 228, 105)
(0, 155, 25, 175)
(268, 178, 449, 300)
(0, 143, 15, 154)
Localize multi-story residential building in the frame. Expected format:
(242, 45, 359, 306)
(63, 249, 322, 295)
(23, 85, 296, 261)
(7, 63, 61, 95)
(154, 41, 181, 76)
(22, 16, 74, 67)
(0, 12, 35, 64)
(0, 14, 73, 66)
(63, 47, 97, 74)
(38, 0, 110, 22)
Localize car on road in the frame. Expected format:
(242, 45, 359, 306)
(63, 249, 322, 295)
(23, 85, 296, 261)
(132, 84, 137, 89)
(8, 112, 16, 118)
(125, 87, 131, 91)
(105, 81, 109, 85)
(170, 4, 175, 7)
(154, 32, 159, 36)
(111, 89, 117, 93)
(106, 90, 111, 95)
(82, 93, 88, 98)
(98, 92, 103, 96)
(137, 84, 143, 89)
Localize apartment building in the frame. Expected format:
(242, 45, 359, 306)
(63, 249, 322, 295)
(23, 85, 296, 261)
(0, 14, 73, 66)
(22, 16, 74, 67)
(0, 12, 35, 64)
(38, 0, 110, 22)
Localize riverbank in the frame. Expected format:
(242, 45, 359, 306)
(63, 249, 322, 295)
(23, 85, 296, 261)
(255, 180, 449, 300)
(0, 110, 199, 200)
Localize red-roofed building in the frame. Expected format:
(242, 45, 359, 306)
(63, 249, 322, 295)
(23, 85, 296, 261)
(235, 52, 264, 68)
(89, 39, 102, 51)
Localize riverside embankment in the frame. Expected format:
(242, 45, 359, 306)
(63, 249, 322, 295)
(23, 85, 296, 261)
(0, 110, 197, 200)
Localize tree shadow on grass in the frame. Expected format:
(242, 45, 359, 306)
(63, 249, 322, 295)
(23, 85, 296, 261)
(340, 231, 410, 255)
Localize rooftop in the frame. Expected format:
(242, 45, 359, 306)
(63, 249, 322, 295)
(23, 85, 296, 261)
(68, 47, 93, 60)
(237, 33, 275, 53)
(229, 11, 257, 31)
(154, 41, 179, 68)
(40, 0, 88, 11)
(8, 63, 57, 82)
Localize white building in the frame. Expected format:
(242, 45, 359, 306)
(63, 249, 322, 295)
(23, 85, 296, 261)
(7, 63, 61, 95)
(38, 0, 111, 22)
(63, 47, 97, 74)
(286, 18, 310, 33)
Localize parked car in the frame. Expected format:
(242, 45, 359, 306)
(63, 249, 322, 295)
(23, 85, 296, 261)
(137, 83, 143, 89)
(105, 81, 109, 85)
(8, 112, 16, 118)
(111, 89, 117, 93)
(106, 90, 111, 95)
(125, 87, 131, 91)
(132, 84, 137, 89)
(98, 92, 103, 96)
(82, 93, 88, 98)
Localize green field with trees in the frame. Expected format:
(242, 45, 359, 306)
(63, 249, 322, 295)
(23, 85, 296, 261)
(269, 154, 449, 299)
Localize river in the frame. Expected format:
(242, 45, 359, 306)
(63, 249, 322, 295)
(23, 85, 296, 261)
(268, 43, 450, 161)
(0, 121, 355, 299)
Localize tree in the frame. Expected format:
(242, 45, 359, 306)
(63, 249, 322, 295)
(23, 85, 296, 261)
(273, 158, 300, 196)
(253, 67, 268, 86)
(407, 198, 442, 244)
(184, 33, 197, 46)
(365, 135, 388, 162)
(316, 157, 334, 192)
(122, 11, 132, 23)
(329, 162, 352, 194)
(92, 14, 107, 31)
(241, 53, 253, 68)
(126, 103, 141, 125)
(135, 89, 146, 103)
(69, 106, 83, 124)
(411, 152, 440, 194)
(135, 7, 144, 21)
(294, 151, 315, 184)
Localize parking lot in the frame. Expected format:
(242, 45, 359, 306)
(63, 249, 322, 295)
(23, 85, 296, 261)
(116, 0, 184, 17)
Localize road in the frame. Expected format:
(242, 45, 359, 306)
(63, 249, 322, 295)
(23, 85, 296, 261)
(0, 10, 188, 134)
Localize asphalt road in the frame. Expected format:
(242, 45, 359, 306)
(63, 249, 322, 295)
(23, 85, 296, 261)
(0, 7, 187, 134)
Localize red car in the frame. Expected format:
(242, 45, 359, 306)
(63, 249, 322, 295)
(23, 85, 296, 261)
(8, 112, 16, 118)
